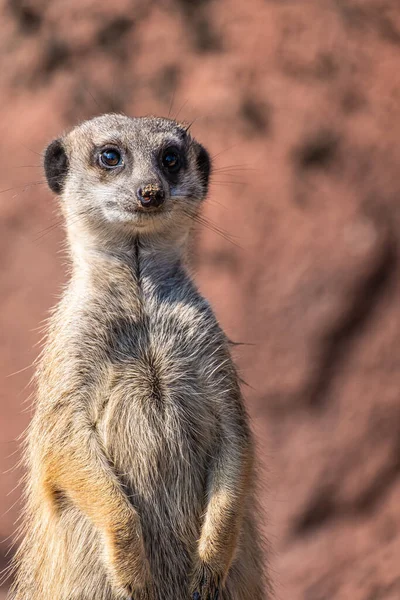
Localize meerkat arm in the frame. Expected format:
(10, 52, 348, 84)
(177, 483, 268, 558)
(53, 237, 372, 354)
(192, 387, 254, 598)
(36, 409, 150, 596)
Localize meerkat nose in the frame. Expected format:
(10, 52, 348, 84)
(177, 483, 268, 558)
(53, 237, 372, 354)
(137, 185, 165, 209)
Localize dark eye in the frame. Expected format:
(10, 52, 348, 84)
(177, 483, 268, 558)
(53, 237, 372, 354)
(161, 148, 181, 173)
(99, 148, 123, 169)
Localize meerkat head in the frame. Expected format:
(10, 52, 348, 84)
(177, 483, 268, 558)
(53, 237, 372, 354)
(43, 113, 211, 246)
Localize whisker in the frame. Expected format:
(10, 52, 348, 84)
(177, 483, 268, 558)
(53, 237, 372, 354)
(183, 117, 198, 133)
(19, 143, 43, 157)
(174, 99, 189, 121)
(212, 165, 256, 173)
(211, 172, 245, 180)
(5, 165, 41, 169)
(211, 174, 245, 182)
(32, 221, 65, 242)
(182, 208, 242, 249)
(82, 83, 103, 113)
(167, 85, 176, 119)
(195, 213, 240, 243)
(0, 181, 45, 195)
(110, 72, 117, 113)
(32, 206, 97, 243)
(206, 197, 229, 210)
(197, 219, 242, 248)
(211, 145, 237, 161)
(210, 180, 244, 187)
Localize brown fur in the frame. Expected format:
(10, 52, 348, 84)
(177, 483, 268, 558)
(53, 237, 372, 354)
(8, 114, 268, 600)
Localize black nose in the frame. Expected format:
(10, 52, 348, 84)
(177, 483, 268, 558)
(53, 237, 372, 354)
(137, 185, 165, 208)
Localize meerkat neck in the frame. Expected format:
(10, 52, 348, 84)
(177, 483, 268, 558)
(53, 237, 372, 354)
(68, 224, 190, 295)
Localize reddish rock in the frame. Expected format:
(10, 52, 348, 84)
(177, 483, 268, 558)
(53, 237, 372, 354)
(1, 1, 400, 598)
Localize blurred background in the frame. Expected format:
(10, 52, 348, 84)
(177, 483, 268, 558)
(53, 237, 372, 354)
(1, 0, 400, 598)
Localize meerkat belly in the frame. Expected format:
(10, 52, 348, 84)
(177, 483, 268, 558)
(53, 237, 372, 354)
(97, 322, 217, 546)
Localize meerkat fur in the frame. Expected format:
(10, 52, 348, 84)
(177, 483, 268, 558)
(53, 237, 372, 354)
(8, 114, 267, 600)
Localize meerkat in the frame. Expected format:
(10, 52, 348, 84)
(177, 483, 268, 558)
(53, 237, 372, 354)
(8, 114, 267, 600)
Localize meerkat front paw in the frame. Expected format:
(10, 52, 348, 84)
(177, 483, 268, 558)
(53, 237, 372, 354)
(103, 523, 152, 599)
(191, 562, 221, 600)
(108, 554, 151, 599)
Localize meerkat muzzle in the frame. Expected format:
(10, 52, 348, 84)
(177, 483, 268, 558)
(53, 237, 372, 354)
(137, 184, 165, 209)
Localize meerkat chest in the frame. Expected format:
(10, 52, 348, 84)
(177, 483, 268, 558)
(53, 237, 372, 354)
(96, 300, 223, 474)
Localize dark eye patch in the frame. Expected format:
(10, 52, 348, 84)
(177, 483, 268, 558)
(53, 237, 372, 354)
(159, 144, 187, 182)
(161, 147, 181, 173)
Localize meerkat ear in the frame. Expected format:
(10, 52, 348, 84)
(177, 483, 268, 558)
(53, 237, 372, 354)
(44, 138, 69, 194)
(193, 142, 211, 191)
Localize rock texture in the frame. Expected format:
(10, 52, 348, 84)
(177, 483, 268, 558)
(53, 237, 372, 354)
(1, 0, 400, 598)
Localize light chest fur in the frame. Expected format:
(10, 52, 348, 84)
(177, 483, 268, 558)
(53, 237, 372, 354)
(36, 245, 232, 593)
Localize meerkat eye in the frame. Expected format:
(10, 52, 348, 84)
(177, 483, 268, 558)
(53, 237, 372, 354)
(161, 148, 181, 174)
(99, 148, 123, 169)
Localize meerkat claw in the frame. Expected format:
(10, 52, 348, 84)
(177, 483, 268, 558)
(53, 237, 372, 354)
(192, 567, 220, 600)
